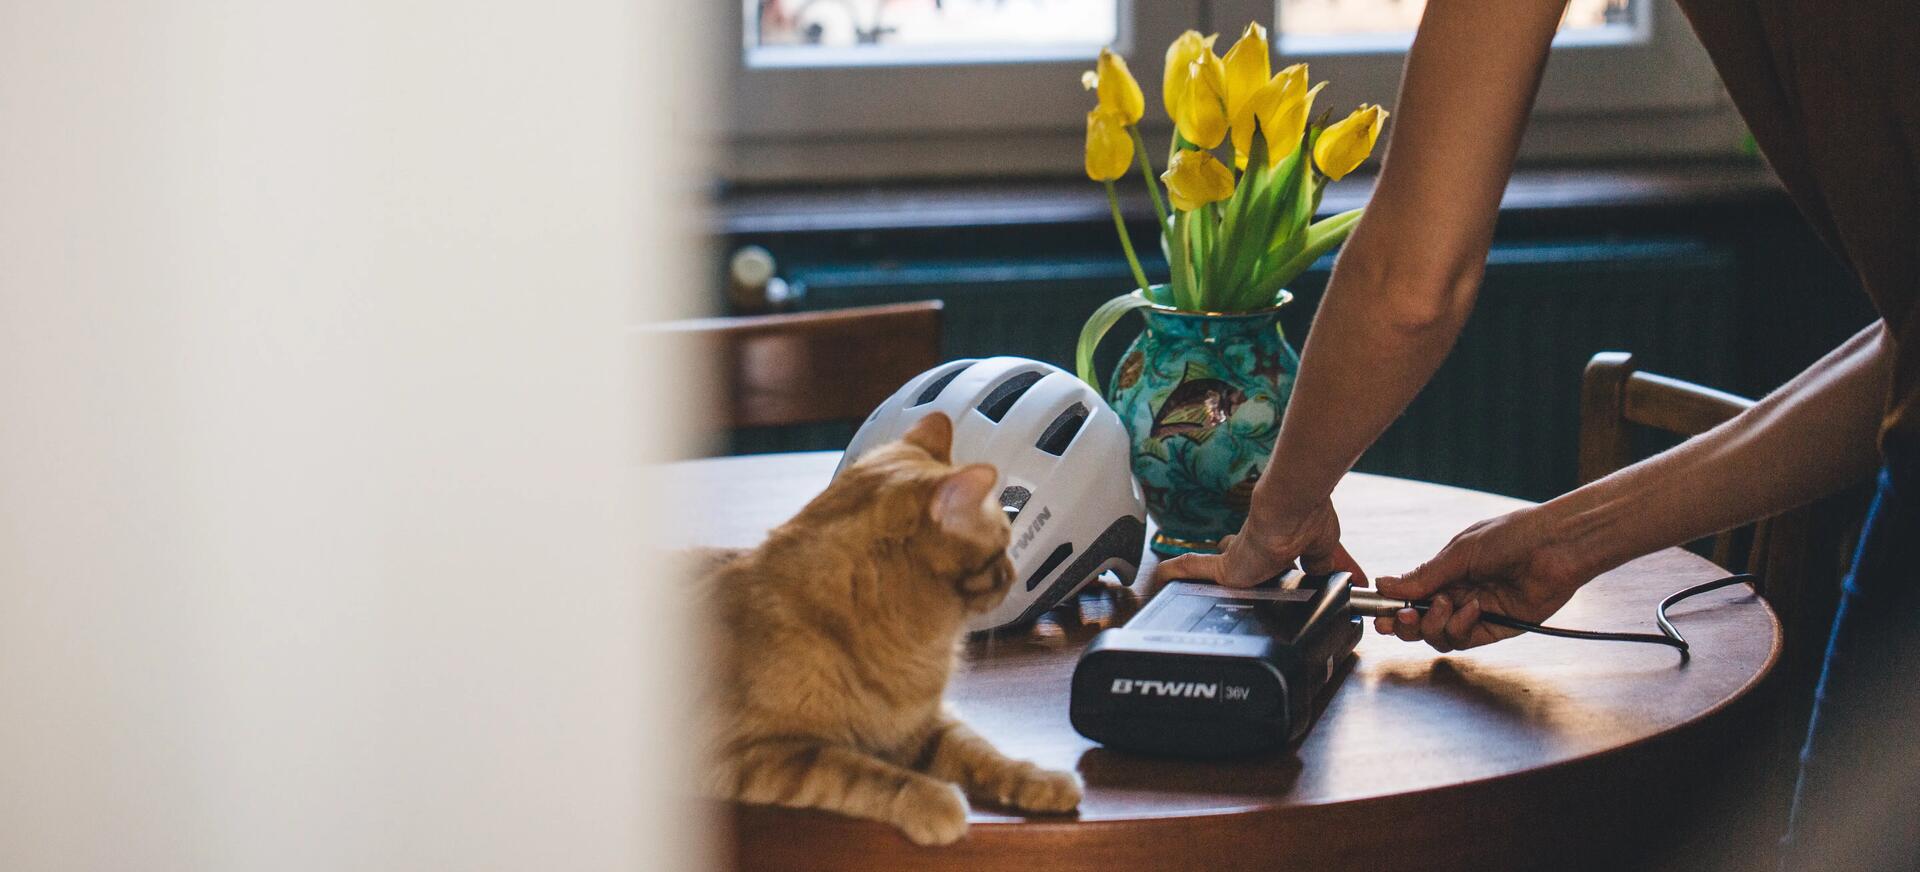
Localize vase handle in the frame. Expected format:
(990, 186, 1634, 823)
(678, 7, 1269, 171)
(1075, 291, 1154, 391)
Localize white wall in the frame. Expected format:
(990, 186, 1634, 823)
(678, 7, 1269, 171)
(0, 2, 706, 869)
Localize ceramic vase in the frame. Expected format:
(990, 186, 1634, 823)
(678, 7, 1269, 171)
(1105, 291, 1299, 556)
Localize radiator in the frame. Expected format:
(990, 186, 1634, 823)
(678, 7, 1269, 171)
(740, 237, 1739, 504)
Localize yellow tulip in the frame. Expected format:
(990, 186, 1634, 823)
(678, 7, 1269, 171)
(1221, 22, 1270, 124)
(1161, 149, 1235, 212)
(1088, 48, 1145, 124)
(1084, 106, 1134, 182)
(1231, 65, 1322, 169)
(1314, 104, 1389, 181)
(1174, 53, 1228, 149)
(1162, 30, 1217, 120)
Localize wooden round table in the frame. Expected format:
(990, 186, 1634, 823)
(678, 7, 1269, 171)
(663, 452, 1780, 872)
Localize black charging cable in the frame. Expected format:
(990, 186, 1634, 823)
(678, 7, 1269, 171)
(1348, 573, 1756, 656)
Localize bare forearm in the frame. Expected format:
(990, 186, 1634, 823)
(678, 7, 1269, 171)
(1255, 249, 1470, 508)
(1548, 323, 1891, 577)
(1253, 0, 1567, 515)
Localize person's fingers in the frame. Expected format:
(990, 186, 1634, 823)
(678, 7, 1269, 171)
(1421, 595, 1455, 653)
(1379, 542, 1469, 600)
(1373, 615, 1395, 635)
(1445, 597, 1483, 649)
(1157, 551, 1223, 583)
(1302, 540, 1368, 587)
(1219, 537, 1278, 589)
(1393, 608, 1422, 642)
(1466, 619, 1509, 648)
(1335, 543, 1369, 587)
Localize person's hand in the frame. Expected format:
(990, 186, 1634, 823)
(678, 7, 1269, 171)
(1373, 506, 1595, 652)
(1157, 498, 1367, 588)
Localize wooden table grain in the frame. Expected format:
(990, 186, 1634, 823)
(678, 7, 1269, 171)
(661, 452, 1781, 872)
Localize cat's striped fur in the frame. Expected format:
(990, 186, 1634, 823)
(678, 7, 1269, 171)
(700, 413, 1082, 845)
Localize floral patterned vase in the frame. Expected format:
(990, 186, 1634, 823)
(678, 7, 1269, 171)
(1106, 294, 1298, 556)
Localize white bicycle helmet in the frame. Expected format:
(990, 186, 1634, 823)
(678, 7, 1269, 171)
(839, 356, 1147, 633)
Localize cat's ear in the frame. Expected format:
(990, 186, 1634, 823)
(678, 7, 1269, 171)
(931, 463, 999, 533)
(902, 412, 954, 463)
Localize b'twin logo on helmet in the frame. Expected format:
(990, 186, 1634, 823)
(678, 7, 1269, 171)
(1009, 506, 1051, 559)
(1109, 678, 1218, 699)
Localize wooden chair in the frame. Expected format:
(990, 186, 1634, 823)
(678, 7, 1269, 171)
(1580, 347, 1876, 651)
(1578, 352, 1773, 573)
(1579, 351, 1866, 842)
(1577, 351, 1861, 606)
(651, 301, 943, 430)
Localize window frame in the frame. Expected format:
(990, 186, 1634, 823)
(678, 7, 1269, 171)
(726, 0, 1203, 140)
(722, 0, 1735, 183)
(1217, 0, 1724, 116)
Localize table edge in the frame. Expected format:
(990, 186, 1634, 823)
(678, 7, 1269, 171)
(688, 451, 1784, 826)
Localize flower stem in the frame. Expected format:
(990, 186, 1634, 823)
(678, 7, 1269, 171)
(1167, 210, 1194, 309)
(1105, 181, 1154, 296)
(1127, 125, 1170, 231)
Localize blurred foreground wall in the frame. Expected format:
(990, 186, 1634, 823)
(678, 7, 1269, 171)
(0, 2, 707, 869)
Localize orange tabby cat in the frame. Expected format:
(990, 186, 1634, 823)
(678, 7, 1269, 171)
(700, 412, 1082, 845)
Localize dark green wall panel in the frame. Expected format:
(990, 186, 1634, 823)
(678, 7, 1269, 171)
(746, 239, 1739, 503)
(719, 196, 1873, 505)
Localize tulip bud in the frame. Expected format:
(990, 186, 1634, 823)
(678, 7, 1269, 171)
(1084, 106, 1135, 182)
(1162, 30, 1217, 120)
(1221, 22, 1270, 124)
(1160, 148, 1235, 212)
(1175, 53, 1228, 149)
(1090, 47, 1145, 125)
(1232, 65, 1321, 170)
(1314, 104, 1388, 180)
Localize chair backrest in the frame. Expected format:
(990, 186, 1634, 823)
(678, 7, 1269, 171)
(1581, 351, 1872, 831)
(652, 301, 943, 430)
(1578, 351, 1772, 572)
(1578, 350, 1867, 674)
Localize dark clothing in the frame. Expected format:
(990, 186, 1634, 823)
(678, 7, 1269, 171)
(1781, 458, 1920, 870)
(1669, 3, 1920, 867)
(1674, 1, 1920, 455)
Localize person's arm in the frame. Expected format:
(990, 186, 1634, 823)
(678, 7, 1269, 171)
(1378, 322, 1892, 651)
(1162, 0, 1571, 586)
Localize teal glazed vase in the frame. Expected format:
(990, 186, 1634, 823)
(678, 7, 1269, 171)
(1106, 292, 1299, 556)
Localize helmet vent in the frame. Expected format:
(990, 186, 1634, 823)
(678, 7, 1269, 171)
(1034, 402, 1089, 456)
(975, 370, 1045, 422)
(998, 486, 1031, 521)
(1023, 543, 1074, 593)
(911, 362, 975, 407)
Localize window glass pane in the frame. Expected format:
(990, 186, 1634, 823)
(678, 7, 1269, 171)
(750, 0, 1119, 66)
(1277, 0, 1639, 51)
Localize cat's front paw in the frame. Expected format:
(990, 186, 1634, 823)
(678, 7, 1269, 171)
(892, 780, 969, 846)
(1008, 765, 1083, 814)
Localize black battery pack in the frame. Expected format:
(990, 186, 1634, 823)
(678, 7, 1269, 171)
(1068, 570, 1362, 758)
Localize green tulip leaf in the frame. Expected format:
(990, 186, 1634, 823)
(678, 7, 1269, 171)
(1076, 291, 1156, 388)
(1253, 206, 1364, 295)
